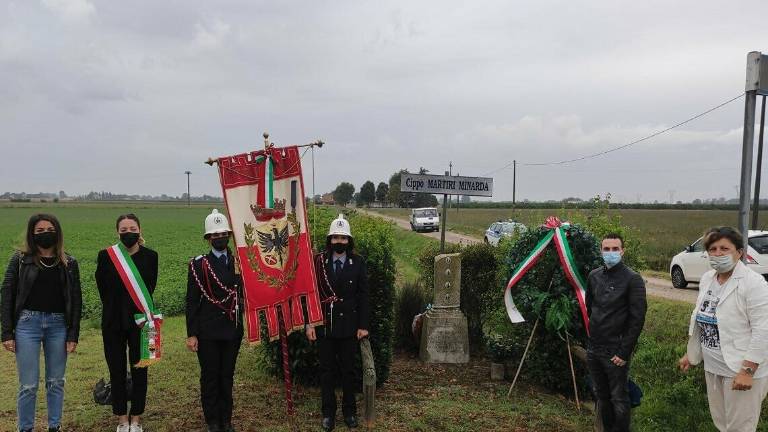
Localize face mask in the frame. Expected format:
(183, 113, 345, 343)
(602, 251, 622, 268)
(120, 232, 141, 248)
(34, 232, 57, 249)
(709, 254, 737, 274)
(331, 243, 347, 254)
(211, 236, 229, 252)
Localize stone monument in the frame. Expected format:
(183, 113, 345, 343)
(419, 253, 470, 363)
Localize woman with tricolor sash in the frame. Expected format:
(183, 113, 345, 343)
(1, 213, 82, 432)
(95, 213, 159, 432)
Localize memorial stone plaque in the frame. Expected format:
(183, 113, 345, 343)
(419, 253, 470, 363)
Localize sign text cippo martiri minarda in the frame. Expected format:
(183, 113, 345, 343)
(401, 174, 493, 197)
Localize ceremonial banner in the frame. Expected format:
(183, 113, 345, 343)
(215, 145, 323, 343)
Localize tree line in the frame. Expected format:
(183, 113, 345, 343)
(330, 168, 439, 208)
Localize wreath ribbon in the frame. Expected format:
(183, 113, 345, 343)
(504, 217, 590, 335)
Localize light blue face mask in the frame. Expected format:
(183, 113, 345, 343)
(602, 251, 622, 268)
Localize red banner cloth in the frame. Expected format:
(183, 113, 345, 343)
(216, 146, 323, 343)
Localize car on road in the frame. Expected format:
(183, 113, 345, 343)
(669, 230, 768, 288)
(410, 207, 440, 232)
(484, 220, 527, 247)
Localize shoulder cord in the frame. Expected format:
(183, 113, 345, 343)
(190, 257, 239, 321)
(315, 253, 338, 304)
(315, 252, 339, 335)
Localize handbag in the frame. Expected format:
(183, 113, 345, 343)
(93, 373, 133, 405)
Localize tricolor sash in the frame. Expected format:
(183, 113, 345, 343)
(106, 243, 163, 367)
(504, 217, 590, 335)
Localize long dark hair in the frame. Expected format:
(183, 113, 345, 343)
(116, 213, 145, 246)
(22, 213, 67, 267)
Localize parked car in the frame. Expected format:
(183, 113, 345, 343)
(669, 230, 768, 288)
(484, 221, 527, 247)
(410, 207, 439, 232)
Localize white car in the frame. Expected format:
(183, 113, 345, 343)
(669, 230, 768, 288)
(410, 207, 439, 233)
(484, 221, 527, 247)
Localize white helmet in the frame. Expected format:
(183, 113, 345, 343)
(204, 209, 232, 238)
(327, 213, 352, 238)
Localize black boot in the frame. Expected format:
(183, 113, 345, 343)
(344, 416, 358, 428)
(206, 424, 222, 432)
(321, 417, 335, 431)
(223, 424, 235, 432)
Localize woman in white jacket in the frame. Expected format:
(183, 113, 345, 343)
(679, 226, 768, 432)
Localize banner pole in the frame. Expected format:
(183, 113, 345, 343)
(278, 307, 298, 432)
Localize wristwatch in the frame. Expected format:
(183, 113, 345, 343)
(742, 366, 755, 376)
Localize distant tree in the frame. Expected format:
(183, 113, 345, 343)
(333, 182, 355, 206)
(387, 169, 410, 207)
(359, 181, 376, 207)
(376, 182, 389, 204)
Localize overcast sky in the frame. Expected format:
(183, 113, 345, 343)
(1, 0, 767, 202)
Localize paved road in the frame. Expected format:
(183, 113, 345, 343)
(359, 209, 480, 245)
(362, 209, 698, 304)
(643, 276, 698, 304)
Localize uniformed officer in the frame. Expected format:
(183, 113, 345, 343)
(306, 214, 370, 431)
(185, 209, 243, 432)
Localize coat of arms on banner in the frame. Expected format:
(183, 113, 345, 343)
(243, 199, 301, 290)
(213, 139, 324, 343)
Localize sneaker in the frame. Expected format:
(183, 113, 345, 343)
(129, 424, 143, 432)
(116, 424, 130, 432)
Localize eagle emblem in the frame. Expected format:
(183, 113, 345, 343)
(257, 225, 290, 267)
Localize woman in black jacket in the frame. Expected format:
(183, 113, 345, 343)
(95, 214, 158, 432)
(1, 213, 82, 432)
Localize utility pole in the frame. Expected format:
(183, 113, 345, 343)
(512, 160, 517, 213)
(448, 161, 453, 210)
(752, 95, 767, 229)
(185, 171, 191, 207)
(739, 52, 762, 247)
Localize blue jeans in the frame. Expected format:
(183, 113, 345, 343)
(14, 310, 68, 430)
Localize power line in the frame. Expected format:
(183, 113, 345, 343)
(483, 93, 745, 175)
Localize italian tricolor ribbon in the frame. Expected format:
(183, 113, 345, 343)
(106, 243, 163, 367)
(504, 217, 590, 335)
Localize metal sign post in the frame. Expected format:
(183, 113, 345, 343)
(740, 52, 768, 249)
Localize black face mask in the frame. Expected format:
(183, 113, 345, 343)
(331, 243, 347, 254)
(211, 237, 229, 252)
(120, 232, 141, 248)
(33, 232, 57, 249)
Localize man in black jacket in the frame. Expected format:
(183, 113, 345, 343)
(186, 209, 243, 432)
(306, 214, 370, 431)
(586, 233, 647, 432)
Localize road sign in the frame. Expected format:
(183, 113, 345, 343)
(401, 174, 493, 197)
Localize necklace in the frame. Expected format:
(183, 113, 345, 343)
(39, 257, 59, 268)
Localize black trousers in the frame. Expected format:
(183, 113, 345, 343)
(318, 336, 357, 418)
(197, 337, 242, 426)
(587, 348, 631, 432)
(102, 328, 148, 416)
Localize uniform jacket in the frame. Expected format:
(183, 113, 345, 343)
(186, 251, 243, 340)
(315, 251, 370, 339)
(687, 261, 768, 377)
(1, 252, 82, 343)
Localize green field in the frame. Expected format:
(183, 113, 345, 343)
(370, 207, 767, 272)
